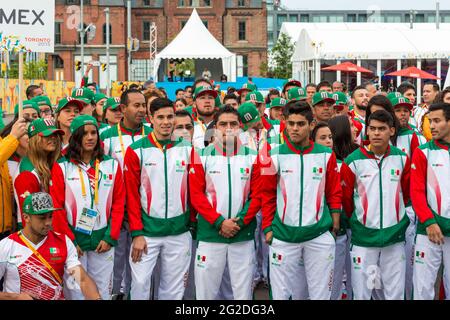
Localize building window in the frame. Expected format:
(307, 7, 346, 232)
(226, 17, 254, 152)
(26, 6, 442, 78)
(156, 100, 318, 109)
(328, 14, 344, 22)
(55, 22, 62, 44)
(238, 21, 246, 40)
(80, 23, 88, 43)
(103, 24, 112, 44)
(385, 14, 401, 23)
(242, 54, 248, 76)
(203, 20, 208, 29)
(300, 14, 309, 22)
(347, 14, 356, 22)
(358, 14, 367, 22)
(443, 14, 450, 22)
(415, 14, 425, 23)
(143, 22, 150, 41)
(277, 14, 287, 28)
(178, 0, 185, 6)
(143, 0, 150, 5)
(203, 0, 211, 6)
(289, 15, 298, 22)
(181, 20, 187, 29)
(238, 0, 245, 7)
(312, 15, 327, 22)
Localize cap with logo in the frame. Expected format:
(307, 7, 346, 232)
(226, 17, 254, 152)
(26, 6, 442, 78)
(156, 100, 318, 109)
(389, 95, 413, 111)
(245, 91, 264, 104)
(70, 115, 99, 134)
(386, 92, 402, 101)
(14, 100, 41, 116)
(93, 93, 107, 104)
(312, 91, 335, 106)
(23, 192, 60, 215)
(71, 87, 95, 105)
(31, 96, 52, 107)
(28, 118, 65, 138)
(331, 92, 348, 110)
(103, 97, 122, 112)
(55, 97, 85, 114)
(237, 82, 257, 95)
(270, 97, 288, 109)
(282, 78, 302, 92)
(287, 87, 307, 101)
(238, 102, 261, 129)
(215, 95, 221, 108)
(193, 86, 218, 100)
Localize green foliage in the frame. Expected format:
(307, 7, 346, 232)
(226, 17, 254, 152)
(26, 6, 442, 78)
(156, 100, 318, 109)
(5, 58, 48, 79)
(269, 33, 294, 79)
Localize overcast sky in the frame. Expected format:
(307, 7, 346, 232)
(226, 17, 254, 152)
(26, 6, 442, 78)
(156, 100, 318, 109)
(280, 0, 450, 11)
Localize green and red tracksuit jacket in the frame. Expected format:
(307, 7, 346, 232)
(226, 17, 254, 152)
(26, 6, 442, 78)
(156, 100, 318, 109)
(260, 138, 342, 243)
(50, 156, 125, 251)
(188, 142, 261, 243)
(396, 126, 427, 158)
(262, 116, 280, 139)
(341, 145, 411, 247)
(124, 136, 192, 238)
(411, 140, 450, 236)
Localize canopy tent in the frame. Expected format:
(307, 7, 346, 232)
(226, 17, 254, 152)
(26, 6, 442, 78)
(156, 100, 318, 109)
(153, 9, 236, 82)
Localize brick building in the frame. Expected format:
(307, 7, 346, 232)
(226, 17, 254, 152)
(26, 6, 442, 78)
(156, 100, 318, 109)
(50, 0, 267, 88)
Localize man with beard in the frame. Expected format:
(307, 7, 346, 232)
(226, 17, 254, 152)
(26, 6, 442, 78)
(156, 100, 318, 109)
(192, 86, 218, 149)
(350, 85, 370, 144)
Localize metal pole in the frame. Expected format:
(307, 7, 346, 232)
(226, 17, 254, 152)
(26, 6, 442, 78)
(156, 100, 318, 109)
(80, 0, 85, 74)
(105, 8, 110, 95)
(436, 1, 440, 29)
(417, 59, 422, 105)
(409, 10, 413, 29)
(18, 51, 24, 118)
(127, 0, 131, 80)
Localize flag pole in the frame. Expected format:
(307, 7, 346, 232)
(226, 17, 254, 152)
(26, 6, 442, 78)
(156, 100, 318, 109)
(18, 51, 24, 118)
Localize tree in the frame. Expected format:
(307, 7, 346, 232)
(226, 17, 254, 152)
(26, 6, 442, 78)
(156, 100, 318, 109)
(268, 33, 294, 79)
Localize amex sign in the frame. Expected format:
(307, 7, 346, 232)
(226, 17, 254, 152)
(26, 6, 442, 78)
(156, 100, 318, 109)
(0, 0, 55, 53)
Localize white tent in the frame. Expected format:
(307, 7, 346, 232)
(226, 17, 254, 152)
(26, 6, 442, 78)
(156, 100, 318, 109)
(153, 9, 236, 82)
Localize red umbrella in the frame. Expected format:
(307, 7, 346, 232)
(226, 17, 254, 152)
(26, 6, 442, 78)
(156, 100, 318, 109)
(322, 61, 373, 73)
(385, 66, 439, 80)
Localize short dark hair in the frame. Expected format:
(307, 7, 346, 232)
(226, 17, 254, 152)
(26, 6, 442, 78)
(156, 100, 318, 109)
(223, 94, 239, 103)
(226, 87, 237, 94)
(423, 82, 440, 92)
(87, 82, 97, 88)
(428, 103, 450, 121)
(351, 85, 367, 98)
(311, 122, 330, 141)
(214, 105, 239, 123)
(175, 110, 194, 124)
(175, 88, 185, 95)
(316, 81, 332, 92)
(120, 88, 144, 106)
(26, 85, 40, 99)
(175, 98, 188, 106)
(185, 85, 193, 92)
(368, 110, 395, 128)
(194, 78, 211, 89)
(434, 89, 450, 104)
(283, 100, 313, 124)
(366, 95, 399, 145)
(306, 83, 316, 90)
(397, 81, 416, 95)
(150, 97, 174, 115)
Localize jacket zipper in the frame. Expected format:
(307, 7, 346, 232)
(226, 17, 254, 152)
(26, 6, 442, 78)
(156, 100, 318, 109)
(164, 146, 168, 219)
(378, 159, 384, 230)
(228, 157, 232, 219)
(299, 153, 304, 227)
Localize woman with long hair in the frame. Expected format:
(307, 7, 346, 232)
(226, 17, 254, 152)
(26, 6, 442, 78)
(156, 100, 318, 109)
(55, 97, 84, 153)
(13, 118, 63, 229)
(100, 97, 124, 134)
(329, 115, 360, 161)
(92, 93, 107, 124)
(50, 115, 125, 300)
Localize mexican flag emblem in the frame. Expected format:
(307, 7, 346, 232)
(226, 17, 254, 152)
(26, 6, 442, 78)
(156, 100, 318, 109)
(103, 173, 113, 180)
(416, 251, 425, 259)
(353, 256, 361, 264)
(313, 167, 323, 174)
(391, 169, 400, 176)
(197, 255, 206, 263)
(177, 160, 186, 167)
(49, 247, 60, 255)
(240, 167, 250, 175)
(272, 253, 282, 262)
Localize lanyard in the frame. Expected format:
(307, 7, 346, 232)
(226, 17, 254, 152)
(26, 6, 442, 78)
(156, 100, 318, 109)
(196, 120, 206, 133)
(18, 231, 63, 285)
(151, 132, 164, 152)
(280, 131, 285, 144)
(77, 159, 100, 207)
(117, 122, 145, 157)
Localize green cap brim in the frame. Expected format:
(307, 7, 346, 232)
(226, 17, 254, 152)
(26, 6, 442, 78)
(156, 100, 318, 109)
(39, 128, 65, 137)
(195, 90, 218, 100)
(26, 208, 60, 215)
(393, 103, 413, 111)
(104, 104, 121, 112)
(314, 98, 335, 106)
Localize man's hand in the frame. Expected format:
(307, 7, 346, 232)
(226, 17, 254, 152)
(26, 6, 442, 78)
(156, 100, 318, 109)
(15, 293, 35, 300)
(131, 236, 147, 263)
(219, 218, 240, 238)
(95, 240, 111, 254)
(331, 213, 340, 239)
(265, 231, 273, 244)
(426, 223, 444, 245)
(10, 118, 28, 140)
(76, 245, 84, 257)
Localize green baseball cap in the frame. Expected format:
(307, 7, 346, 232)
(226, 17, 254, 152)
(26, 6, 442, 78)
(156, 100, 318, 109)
(23, 192, 60, 215)
(237, 82, 257, 95)
(238, 102, 261, 129)
(14, 100, 41, 116)
(312, 91, 335, 106)
(28, 118, 64, 138)
(386, 92, 402, 101)
(55, 97, 85, 114)
(193, 86, 218, 100)
(390, 95, 413, 111)
(287, 87, 307, 101)
(93, 93, 107, 104)
(71, 87, 95, 105)
(215, 95, 221, 107)
(270, 97, 288, 108)
(282, 78, 302, 92)
(245, 91, 264, 104)
(70, 115, 99, 134)
(103, 97, 122, 112)
(331, 92, 348, 108)
(31, 96, 52, 107)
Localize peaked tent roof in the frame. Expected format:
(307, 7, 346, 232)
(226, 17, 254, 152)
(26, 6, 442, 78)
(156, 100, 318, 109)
(156, 9, 235, 60)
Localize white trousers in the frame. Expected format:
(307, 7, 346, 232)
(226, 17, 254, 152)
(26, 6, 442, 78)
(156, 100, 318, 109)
(413, 234, 450, 300)
(350, 242, 405, 300)
(195, 240, 256, 300)
(129, 232, 191, 300)
(269, 232, 335, 300)
(65, 248, 115, 300)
